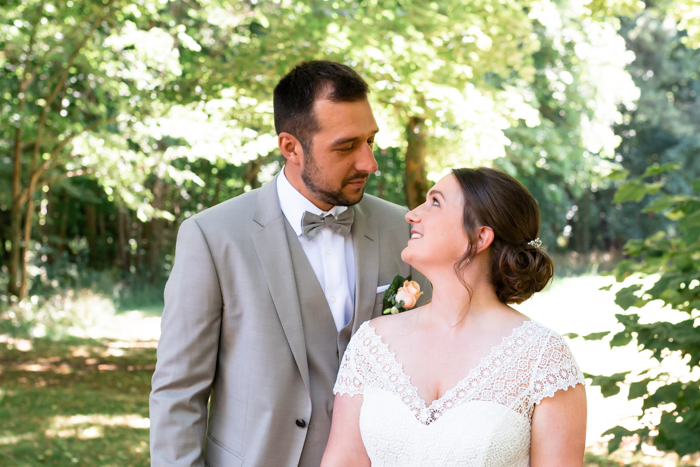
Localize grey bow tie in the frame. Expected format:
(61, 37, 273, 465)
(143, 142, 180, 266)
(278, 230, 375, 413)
(301, 209, 354, 241)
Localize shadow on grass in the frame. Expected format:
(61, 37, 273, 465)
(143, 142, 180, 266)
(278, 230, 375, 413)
(0, 337, 155, 466)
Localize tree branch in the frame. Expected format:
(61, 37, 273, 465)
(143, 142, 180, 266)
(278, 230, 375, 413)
(18, 117, 118, 207)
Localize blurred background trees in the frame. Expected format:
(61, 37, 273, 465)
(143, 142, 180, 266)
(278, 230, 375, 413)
(2, 0, 650, 300)
(2, 0, 700, 460)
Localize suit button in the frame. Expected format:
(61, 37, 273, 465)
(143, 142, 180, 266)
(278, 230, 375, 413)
(295, 418, 307, 428)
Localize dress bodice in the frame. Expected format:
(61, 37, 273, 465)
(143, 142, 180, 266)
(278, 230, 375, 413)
(333, 320, 585, 467)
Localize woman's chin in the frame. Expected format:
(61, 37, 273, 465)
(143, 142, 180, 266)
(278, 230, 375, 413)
(400, 247, 419, 269)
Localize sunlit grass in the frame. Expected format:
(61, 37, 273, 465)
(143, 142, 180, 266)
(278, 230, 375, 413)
(1, 275, 699, 465)
(0, 334, 154, 466)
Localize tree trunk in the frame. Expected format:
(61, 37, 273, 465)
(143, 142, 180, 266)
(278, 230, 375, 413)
(85, 203, 97, 266)
(581, 190, 591, 254)
(148, 180, 166, 282)
(18, 189, 38, 299)
(212, 176, 222, 206)
(405, 116, 428, 210)
(377, 148, 387, 200)
(8, 127, 24, 297)
(118, 209, 130, 273)
(56, 192, 69, 259)
(8, 204, 23, 297)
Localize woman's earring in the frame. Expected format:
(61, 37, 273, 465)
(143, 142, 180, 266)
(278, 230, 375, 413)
(466, 258, 471, 264)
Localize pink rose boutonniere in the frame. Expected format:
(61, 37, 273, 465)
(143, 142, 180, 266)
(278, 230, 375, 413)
(382, 275, 424, 315)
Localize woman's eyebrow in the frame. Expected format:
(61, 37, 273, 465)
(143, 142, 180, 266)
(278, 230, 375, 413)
(427, 189, 445, 199)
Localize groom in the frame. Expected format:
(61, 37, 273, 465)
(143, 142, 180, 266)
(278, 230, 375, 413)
(149, 61, 430, 467)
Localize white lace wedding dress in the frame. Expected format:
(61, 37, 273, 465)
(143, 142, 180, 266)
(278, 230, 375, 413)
(333, 320, 585, 466)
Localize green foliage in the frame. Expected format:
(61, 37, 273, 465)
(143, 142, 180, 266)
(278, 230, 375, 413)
(585, 371, 630, 397)
(0, 0, 645, 301)
(585, 167, 700, 457)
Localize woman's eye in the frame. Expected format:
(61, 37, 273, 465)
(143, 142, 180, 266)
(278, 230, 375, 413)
(432, 197, 440, 206)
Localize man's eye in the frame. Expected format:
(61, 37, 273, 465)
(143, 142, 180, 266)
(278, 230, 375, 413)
(368, 139, 375, 146)
(340, 146, 353, 152)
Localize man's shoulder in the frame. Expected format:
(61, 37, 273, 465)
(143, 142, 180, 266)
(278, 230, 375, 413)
(358, 194, 408, 222)
(186, 188, 261, 231)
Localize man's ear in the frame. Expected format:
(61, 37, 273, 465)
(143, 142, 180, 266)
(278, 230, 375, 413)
(279, 132, 304, 166)
(475, 226, 495, 254)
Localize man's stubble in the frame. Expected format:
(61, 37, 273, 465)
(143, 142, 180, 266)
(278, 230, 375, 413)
(301, 147, 369, 207)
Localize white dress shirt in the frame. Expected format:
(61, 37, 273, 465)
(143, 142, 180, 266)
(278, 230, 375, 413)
(277, 169, 356, 331)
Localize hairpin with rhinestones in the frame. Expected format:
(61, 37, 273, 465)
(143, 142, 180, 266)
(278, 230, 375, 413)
(527, 238, 542, 248)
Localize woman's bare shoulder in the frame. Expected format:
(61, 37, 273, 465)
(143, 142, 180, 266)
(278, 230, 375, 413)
(369, 306, 424, 338)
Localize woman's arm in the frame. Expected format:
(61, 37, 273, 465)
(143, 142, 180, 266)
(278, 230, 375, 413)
(320, 393, 371, 467)
(530, 384, 587, 466)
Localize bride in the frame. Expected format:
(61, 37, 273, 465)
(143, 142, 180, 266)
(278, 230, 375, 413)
(321, 167, 587, 466)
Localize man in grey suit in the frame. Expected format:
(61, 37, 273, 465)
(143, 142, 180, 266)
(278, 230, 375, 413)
(150, 61, 430, 467)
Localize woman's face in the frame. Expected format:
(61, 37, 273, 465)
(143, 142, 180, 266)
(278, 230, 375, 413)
(401, 174, 469, 272)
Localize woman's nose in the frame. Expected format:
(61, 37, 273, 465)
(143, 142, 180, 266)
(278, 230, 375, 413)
(405, 207, 420, 224)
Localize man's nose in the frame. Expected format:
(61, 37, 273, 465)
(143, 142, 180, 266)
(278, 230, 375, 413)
(356, 143, 378, 173)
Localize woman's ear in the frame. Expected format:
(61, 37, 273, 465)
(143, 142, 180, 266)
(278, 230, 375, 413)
(475, 226, 495, 254)
(278, 132, 304, 166)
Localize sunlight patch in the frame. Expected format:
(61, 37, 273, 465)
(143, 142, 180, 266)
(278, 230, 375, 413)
(0, 336, 32, 351)
(0, 433, 35, 445)
(45, 414, 150, 439)
(16, 359, 73, 374)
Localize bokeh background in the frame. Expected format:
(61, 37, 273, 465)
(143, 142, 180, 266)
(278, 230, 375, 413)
(2, 0, 700, 465)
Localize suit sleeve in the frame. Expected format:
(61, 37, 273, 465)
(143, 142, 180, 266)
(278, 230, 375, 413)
(150, 218, 223, 467)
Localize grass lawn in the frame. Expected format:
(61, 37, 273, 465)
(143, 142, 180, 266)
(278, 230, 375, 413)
(1, 274, 698, 466)
(0, 335, 155, 466)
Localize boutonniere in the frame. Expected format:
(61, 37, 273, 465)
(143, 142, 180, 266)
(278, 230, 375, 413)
(382, 275, 424, 315)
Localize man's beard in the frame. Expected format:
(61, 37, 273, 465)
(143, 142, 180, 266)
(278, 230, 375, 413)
(301, 150, 368, 207)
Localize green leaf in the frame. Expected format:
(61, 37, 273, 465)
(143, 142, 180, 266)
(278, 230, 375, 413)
(586, 371, 630, 397)
(644, 181, 666, 195)
(628, 381, 648, 399)
(603, 426, 638, 453)
(613, 180, 647, 203)
(614, 284, 643, 310)
(582, 331, 610, 340)
(692, 178, 700, 194)
(610, 331, 634, 347)
(563, 333, 579, 339)
(643, 162, 682, 176)
(607, 168, 630, 181)
(642, 195, 685, 213)
(599, 283, 613, 291)
(679, 208, 700, 231)
(613, 260, 640, 281)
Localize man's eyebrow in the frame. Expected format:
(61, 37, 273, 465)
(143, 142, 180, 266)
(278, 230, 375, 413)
(330, 128, 379, 147)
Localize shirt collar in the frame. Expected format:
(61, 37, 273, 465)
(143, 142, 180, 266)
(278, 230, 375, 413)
(277, 167, 347, 237)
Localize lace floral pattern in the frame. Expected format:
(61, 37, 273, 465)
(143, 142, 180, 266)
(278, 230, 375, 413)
(334, 320, 584, 426)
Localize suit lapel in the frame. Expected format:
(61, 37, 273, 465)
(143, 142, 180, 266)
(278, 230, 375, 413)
(351, 201, 379, 333)
(251, 176, 310, 394)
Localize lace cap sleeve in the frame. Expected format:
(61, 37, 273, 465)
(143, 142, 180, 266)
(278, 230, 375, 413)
(333, 323, 371, 397)
(531, 332, 585, 405)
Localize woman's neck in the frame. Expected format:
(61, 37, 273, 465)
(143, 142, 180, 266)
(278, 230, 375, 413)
(421, 266, 504, 330)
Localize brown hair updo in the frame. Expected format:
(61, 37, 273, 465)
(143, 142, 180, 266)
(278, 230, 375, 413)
(452, 167, 554, 304)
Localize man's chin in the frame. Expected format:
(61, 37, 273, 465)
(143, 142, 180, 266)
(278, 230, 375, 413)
(342, 188, 365, 206)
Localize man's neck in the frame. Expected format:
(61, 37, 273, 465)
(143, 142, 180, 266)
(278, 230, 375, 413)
(283, 165, 334, 211)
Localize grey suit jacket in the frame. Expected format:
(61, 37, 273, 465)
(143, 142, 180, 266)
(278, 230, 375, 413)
(150, 174, 431, 467)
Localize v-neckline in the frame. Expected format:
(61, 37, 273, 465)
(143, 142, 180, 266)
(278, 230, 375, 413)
(364, 319, 533, 421)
